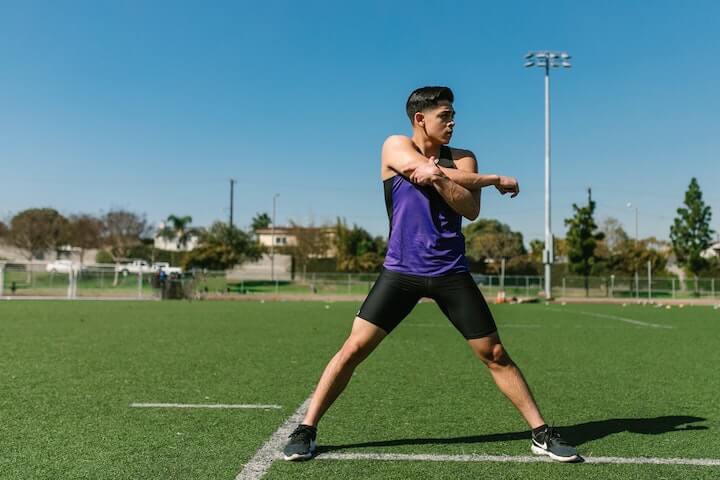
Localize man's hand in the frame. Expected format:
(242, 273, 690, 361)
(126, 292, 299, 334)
(495, 176, 520, 198)
(410, 157, 443, 186)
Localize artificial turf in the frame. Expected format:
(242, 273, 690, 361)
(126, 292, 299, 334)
(0, 300, 718, 479)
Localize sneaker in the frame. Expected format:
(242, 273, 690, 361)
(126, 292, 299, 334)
(283, 424, 317, 461)
(531, 426, 579, 462)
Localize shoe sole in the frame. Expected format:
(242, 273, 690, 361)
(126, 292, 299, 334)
(283, 441, 317, 461)
(531, 444, 579, 463)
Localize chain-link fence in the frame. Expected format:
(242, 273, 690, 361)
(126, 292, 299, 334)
(1, 261, 717, 300)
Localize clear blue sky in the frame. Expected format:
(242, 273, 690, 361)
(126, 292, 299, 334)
(1, 0, 718, 244)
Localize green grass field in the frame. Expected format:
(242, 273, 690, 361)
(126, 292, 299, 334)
(1, 300, 718, 479)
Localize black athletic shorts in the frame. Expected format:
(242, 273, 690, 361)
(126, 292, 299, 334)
(358, 268, 497, 339)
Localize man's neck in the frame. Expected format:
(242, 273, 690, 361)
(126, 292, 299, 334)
(410, 133, 442, 158)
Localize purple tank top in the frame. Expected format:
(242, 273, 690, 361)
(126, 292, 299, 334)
(383, 145, 469, 276)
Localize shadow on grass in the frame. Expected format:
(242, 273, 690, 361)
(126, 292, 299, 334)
(317, 415, 707, 453)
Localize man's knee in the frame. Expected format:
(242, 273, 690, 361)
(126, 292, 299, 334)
(337, 337, 373, 367)
(470, 338, 513, 369)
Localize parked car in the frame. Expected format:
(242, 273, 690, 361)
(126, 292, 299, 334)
(46, 260, 86, 274)
(151, 262, 182, 274)
(115, 260, 153, 275)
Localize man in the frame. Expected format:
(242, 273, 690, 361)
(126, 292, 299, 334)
(283, 86, 578, 463)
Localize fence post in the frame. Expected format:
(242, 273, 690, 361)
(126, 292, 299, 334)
(67, 268, 73, 299)
(525, 276, 529, 297)
(562, 277, 566, 298)
(712, 278, 715, 298)
(610, 275, 615, 298)
(648, 260, 652, 300)
(137, 271, 143, 300)
(0, 261, 5, 296)
(672, 277, 676, 299)
(635, 272, 639, 299)
(348, 274, 352, 294)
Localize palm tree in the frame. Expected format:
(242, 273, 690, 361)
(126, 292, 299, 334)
(158, 215, 198, 265)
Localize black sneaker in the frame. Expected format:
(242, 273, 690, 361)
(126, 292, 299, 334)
(531, 426, 579, 462)
(283, 424, 317, 461)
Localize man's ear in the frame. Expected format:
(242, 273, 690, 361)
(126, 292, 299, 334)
(414, 111, 425, 126)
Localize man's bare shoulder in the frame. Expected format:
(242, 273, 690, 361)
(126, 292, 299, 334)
(383, 135, 413, 149)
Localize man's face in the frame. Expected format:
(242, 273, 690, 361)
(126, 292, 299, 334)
(417, 101, 455, 144)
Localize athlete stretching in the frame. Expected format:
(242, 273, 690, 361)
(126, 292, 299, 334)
(283, 86, 578, 463)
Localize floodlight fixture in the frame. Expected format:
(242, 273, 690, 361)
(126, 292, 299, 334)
(524, 61, 535, 68)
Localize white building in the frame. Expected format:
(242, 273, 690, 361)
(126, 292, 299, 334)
(153, 223, 201, 252)
(701, 241, 720, 259)
(254, 226, 336, 257)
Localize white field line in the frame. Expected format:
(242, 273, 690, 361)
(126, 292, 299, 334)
(547, 308, 673, 329)
(316, 452, 720, 466)
(235, 395, 312, 480)
(130, 403, 282, 409)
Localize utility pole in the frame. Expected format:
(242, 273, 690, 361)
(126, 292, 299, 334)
(229, 179, 237, 228)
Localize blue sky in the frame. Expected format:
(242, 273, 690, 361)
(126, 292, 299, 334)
(1, 0, 718, 244)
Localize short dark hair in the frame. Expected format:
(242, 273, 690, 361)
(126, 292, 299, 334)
(406, 86, 454, 124)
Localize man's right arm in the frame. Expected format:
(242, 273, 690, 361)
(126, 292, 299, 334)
(382, 135, 502, 191)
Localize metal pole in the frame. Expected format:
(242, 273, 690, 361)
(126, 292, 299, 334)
(610, 274, 615, 298)
(67, 267, 73, 299)
(635, 207, 639, 244)
(543, 62, 553, 300)
(525, 276, 529, 297)
(271, 193, 279, 282)
(0, 262, 4, 296)
(635, 272, 639, 300)
(229, 179, 236, 228)
(138, 270, 143, 300)
(648, 260, 652, 300)
(672, 277, 676, 299)
(712, 278, 715, 298)
(500, 258, 506, 292)
(562, 277, 566, 297)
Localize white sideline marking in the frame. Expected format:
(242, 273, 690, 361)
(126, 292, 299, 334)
(316, 452, 720, 466)
(548, 308, 673, 329)
(235, 396, 312, 480)
(130, 403, 282, 410)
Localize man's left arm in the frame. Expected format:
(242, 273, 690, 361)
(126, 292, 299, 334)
(451, 151, 481, 219)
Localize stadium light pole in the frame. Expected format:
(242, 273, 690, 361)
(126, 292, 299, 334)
(271, 193, 280, 282)
(524, 51, 571, 300)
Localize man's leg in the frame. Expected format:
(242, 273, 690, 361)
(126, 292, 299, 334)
(303, 317, 387, 426)
(430, 272, 578, 462)
(467, 333, 544, 428)
(282, 317, 387, 461)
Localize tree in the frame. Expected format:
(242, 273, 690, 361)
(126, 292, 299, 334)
(463, 219, 526, 273)
(0, 220, 8, 238)
(8, 208, 67, 261)
(102, 210, 149, 285)
(334, 218, 386, 272)
(68, 214, 103, 265)
(285, 221, 333, 274)
(606, 237, 668, 277)
(251, 212, 272, 231)
(600, 217, 629, 252)
(670, 178, 714, 277)
(183, 222, 261, 270)
(157, 214, 200, 265)
(564, 190, 604, 296)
